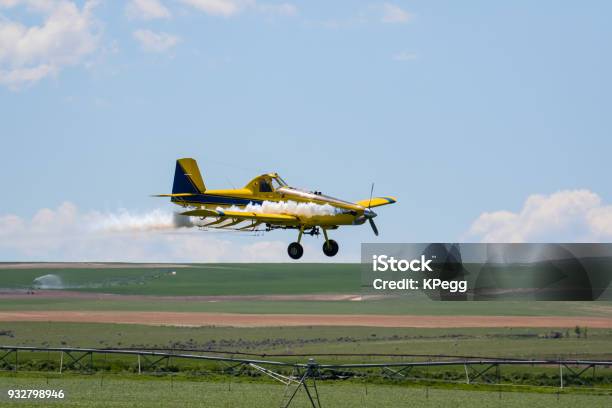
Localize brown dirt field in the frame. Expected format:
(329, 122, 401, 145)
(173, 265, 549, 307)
(1, 311, 611, 328)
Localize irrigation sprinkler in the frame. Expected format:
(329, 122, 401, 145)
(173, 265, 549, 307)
(279, 358, 323, 408)
(0, 346, 610, 408)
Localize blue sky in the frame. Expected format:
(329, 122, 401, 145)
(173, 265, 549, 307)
(1, 1, 611, 262)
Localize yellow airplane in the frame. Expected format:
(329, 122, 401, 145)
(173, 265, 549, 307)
(156, 158, 397, 259)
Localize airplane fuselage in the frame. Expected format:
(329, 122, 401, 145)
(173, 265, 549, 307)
(170, 186, 371, 227)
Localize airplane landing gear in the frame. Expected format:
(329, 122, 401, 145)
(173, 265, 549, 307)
(321, 228, 339, 257)
(288, 226, 306, 260)
(288, 226, 339, 259)
(288, 242, 304, 259)
(322, 239, 339, 257)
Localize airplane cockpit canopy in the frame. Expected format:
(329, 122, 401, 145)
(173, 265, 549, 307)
(249, 174, 289, 193)
(270, 174, 288, 190)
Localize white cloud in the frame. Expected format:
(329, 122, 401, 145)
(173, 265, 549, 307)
(179, 0, 245, 17)
(312, 3, 412, 30)
(0, 202, 322, 262)
(392, 51, 417, 61)
(179, 0, 297, 18)
(239, 240, 290, 262)
(380, 3, 412, 24)
(133, 29, 180, 52)
(0, 1, 19, 6)
(0, 64, 56, 84)
(466, 189, 612, 242)
(587, 206, 612, 238)
(0, 0, 100, 89)
(125, 0, 171, 20)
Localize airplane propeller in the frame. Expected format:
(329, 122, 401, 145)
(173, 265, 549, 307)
(367, 182, 379, 236)
(369, 218, 379, 236)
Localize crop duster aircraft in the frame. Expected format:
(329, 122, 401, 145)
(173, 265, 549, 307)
(156, 158, 397, 259)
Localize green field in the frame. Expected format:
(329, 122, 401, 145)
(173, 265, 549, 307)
(0, 374, 609, 408)
(3, 262, 609, 301)
(0, 264, 359, 296)
(1, 323, 610, 361)
(1, 263, 611, 316)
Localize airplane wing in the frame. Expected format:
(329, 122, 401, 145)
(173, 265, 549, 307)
(180, 209, 299, 225)
(355, 196, 397, 208)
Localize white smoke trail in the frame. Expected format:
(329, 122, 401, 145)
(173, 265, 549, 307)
(173, 212, 196, 228)
(220, 200, 341, 217)
(92, 200, 338, 233)
(92, 209, 194, 232)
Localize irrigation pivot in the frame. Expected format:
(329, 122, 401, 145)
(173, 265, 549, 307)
(0, 346, 610, 408)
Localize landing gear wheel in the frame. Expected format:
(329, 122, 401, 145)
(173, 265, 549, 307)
(288, 242, 304, 259)
(322, 239, 339, 257)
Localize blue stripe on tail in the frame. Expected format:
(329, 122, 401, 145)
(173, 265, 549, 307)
(172, 161, 200, 194)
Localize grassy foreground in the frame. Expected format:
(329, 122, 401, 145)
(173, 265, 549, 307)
(1, 323, 610, 389)
(0, 374, 610, 408)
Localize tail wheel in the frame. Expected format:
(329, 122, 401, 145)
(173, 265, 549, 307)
(322, 239, 339, 257)
(287, 242, 304, 259)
